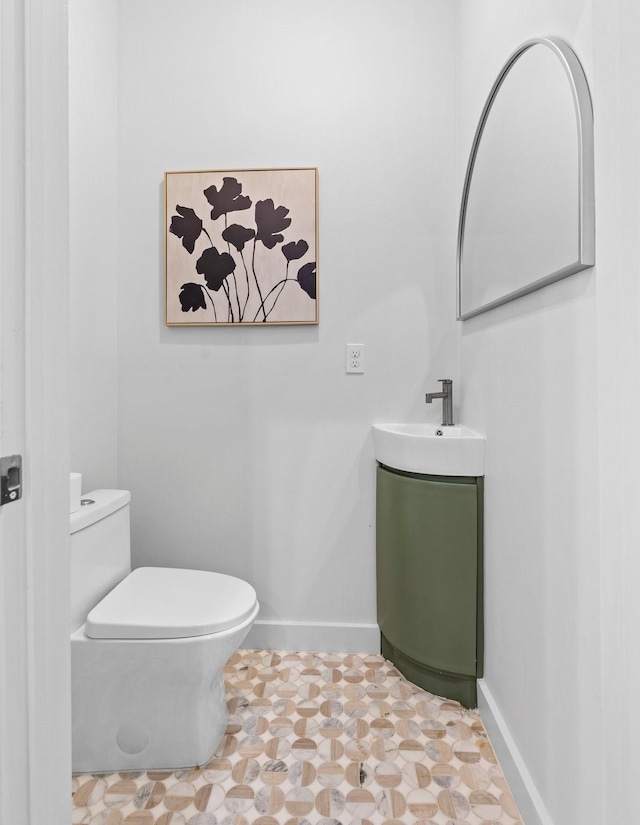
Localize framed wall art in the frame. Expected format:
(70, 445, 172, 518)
(165, 167, 318, 326)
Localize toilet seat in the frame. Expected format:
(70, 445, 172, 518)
(85, 566, 258, 640)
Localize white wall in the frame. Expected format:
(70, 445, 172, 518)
(69, 0, 119, 492)
(591, 0, 640, 819)
(455, 2, 603, 823)
(115, 0, 457, 646)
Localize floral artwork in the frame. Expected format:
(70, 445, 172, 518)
(165, 168, 318, 326)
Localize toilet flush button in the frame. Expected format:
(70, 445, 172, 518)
(116, 721, 150, 755)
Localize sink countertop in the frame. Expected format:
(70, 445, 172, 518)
(372, 422, 486, 477)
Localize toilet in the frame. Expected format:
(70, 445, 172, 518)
(70, 489, 259, 773)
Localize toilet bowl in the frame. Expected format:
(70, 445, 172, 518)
(70, 490, 258, 773)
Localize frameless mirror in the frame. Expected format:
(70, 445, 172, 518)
(457, 37, 594, 320)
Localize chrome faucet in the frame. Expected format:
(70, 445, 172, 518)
(425, 379, 453, 426)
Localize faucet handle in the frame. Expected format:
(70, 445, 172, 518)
(437, 378, 452, 385)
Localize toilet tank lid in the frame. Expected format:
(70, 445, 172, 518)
(84, 566, 258, 639)
(70, 489, 131, 534)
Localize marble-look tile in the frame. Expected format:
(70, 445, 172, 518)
(72, 649, 524, 825)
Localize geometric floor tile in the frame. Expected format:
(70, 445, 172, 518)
(72, 649, 523, 824)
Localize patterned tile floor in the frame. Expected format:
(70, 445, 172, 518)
(72, 650, 523, 824)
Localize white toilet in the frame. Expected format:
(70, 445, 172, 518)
(70, 489, 258, 773)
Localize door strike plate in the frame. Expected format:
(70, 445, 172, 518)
(1, 454, 22, 505)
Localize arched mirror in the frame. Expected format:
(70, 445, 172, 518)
(457, 37, 594, 320)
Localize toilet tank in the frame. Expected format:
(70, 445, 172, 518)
(70, 489, 132, 632)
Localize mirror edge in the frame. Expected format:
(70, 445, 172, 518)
(456, 36, 595, 321)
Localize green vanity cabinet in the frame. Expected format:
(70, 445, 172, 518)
(376, 464, 484, 707)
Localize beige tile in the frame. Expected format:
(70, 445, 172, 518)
(72, 649, 524, 825)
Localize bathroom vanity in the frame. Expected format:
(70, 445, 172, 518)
(372, 418, 485, 708)
(376, 465, 483, 707)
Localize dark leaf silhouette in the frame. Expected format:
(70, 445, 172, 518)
(297, 262, 316, 299)
(179, 282, 207, 312)
(223, 223, 255, 252)
(204, 177, 252, 221)
(282, 239, 309, 262)
(196, 247, 236, 291)
(255, 199, 291, 249)
(169, 205, 203, 253)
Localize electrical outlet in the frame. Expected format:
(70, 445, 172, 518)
(345, 343, 364, 374)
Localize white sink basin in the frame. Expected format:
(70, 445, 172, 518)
(372, 423, 485, 477)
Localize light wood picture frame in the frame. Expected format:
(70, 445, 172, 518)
(165, 167, 318, 326)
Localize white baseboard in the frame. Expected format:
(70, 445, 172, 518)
(245, 619, 380, 653)
(478, 680, 554, 825)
